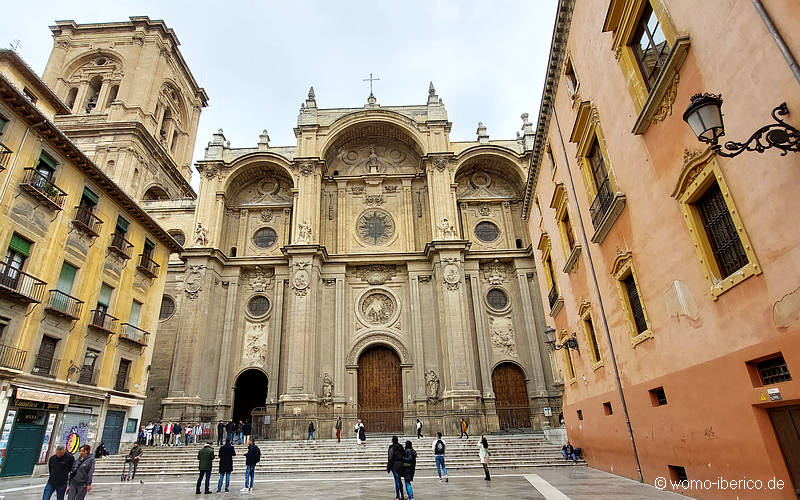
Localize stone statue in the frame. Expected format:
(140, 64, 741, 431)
(322, 373, 334, 399)
(437, 217, 456, 240)
(490, 316, 517, 356)
(194, 222, 208, 246)
(297, 220, 312, 243)
(425, 370, 440, 402)
(366, 144, 380, 173)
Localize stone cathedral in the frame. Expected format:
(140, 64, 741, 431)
(41, 17, 562, 439)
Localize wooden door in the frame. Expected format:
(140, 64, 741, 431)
(768, 406, 800, 496)
(357, 346, 402, 432)
(492, 363, 531, 429)
(102, 410, 126, 454)
(0, 410, 46, 477)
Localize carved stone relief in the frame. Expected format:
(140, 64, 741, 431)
(243, 321, 268, 366)
(442, 257, 462, 291)
(330, 140, 419, 176)
(236, 174, 293, 206)
(184, 265, 205, 300)
(361, 292, 394, 325)
(436, 218, 456, 240)
(483, 259, 508, 285)
(489, 316, 517, 356)
(356, 209, 395, 246)
(425, 370, 440, 402)
(292, 262, 311, 297)
(355, 264, 397, 285)
(455, 170, 517, 200)
(247, 266, 273, 292)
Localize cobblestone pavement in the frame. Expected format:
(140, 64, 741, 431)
(0, 467, 687, 499)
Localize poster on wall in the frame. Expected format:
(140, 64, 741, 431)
(38, 413, 57, 463)
(0, 410, 17, 467)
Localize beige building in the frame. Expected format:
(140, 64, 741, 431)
(0, 49, 180, 477)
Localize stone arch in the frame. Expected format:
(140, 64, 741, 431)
(159, 79, 189, 126)
(490, 359, 529, 380)
(142, 185, 171, 200)
(319, 111, 428, 162)
(232, 368, 268, 423)
(453, 146, 528, 195)
(62, 49, 126, 80)
(222, 153, 296, 195)
(346, 331, 411, 366)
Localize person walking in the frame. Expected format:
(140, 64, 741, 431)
(195, 423, 202, 444)
(415, 419, 423, 439)
(124, 442, 142, 481)
(235, 420, 243, 445)
(355, 420, 363, 445)
(241, 438, 261, 492)
(459, 418, 469, 439)
(164, 421, 172, 446)
(186, 424, 193, 445)
(66, 444, 94, 500)
(387, 436, 406, 500)
(42, 444, 74, 500)
(479, 435, 491, 481)
(217, 438, 236, 493)
(335, 416, 342, 443)
(402, 440, 417, 500)
(225, 420, 235, 444)
(154, 422, 163, 447)
(306, 420, 316, 443)
(217, 420, 225, 446)
(196, 442, 215, 494)
(174, 422, 183, 446)
(432, 432, 448, 482)
(145, 421, 154, 447)
(242, 420, 252, 444)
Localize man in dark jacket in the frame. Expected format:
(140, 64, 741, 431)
(403, 441, 417, 500)
(196, 442, 215, 494)
(225, 420, 235, 444)
(242, 420, 252, 444)
(241, 438, 260, 492)
(217, 420, 225, 446)
(124, 442, 143, 480)
(217, 438, 236, 492)
(66, 444, 94, 500)
(386, 436, 406, 500)
(43, 445, 74, 500)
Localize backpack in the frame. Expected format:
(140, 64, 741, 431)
(250, 445, 261, 463)
(435, 439, 445, 454)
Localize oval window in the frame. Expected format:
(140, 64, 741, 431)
(253, 227, 278, 248)
(168, 230, 186, 246)
(475, 221, 500, 242)
(248, 295, 270, 317)
(487, 288, 509, 310)
(159, 296, 176, 320)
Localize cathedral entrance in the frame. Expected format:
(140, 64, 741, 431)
(492, 363, 531, 429)
(232, 369, 268, 424)
(357, 345, 403, 432)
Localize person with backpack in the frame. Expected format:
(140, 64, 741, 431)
(403, 440, 417, 500)
(432, 432, 448, 482)
(306, 420, 316, 443)
(196, 442, 215, 494)
(479, 435, 491, 481)
(217, 438, 236, 493)
(416, 419, 423, 439)
(241, 438, 260, 492)
(459, 418, 469, 439)
(386, 436, 406, 500)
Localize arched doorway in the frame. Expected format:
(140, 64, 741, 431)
(492, 363, 531, 429)
(357, 345, 403, 432)
(232, 369, 268, 423)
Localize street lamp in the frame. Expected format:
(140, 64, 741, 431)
(683, 93, 800, 157)
(544, 326, 579, 352)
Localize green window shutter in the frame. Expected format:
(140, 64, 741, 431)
(56, 262, 77, 294)
(38, 152, 57, 169)
(82, 187, 99, 205)
(144, 238, 155, 250)
(98, 284, 113, 307)
(116, 216, 130, 234)
(8, 234, 31, 257)
(129, 300, 142, 327)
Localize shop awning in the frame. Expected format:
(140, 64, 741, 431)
(16, 387, 70, 405)
(108, 395, 139, 407)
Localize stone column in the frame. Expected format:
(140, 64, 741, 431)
(215, 278, 239, 406)
(401, 178, 415, 252)
(291, 159, 322, 244)
(516, 270, 547, 396)
(267, 271, 287, 405)
(466, 268, 494, 398)
(336, 180, 347, 253)
(237, 209, 249, 254)
(408, 272, 426, 401)
(333, 271, 346, 402)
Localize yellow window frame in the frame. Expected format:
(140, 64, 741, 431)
(611, 251, 653, 347)
(579, 301, 604, 369)
(537, 232, 558, 294)
(560, 329, 577, 384)
(570, 102, 621, 202)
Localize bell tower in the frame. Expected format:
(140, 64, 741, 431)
(41, 17, 209, 200)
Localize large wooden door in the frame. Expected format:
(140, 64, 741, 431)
(768, 405, 800, 496)
(492, 363, 531, 429)
(358, 345, 402, 432)
(102, 410, 126, 454)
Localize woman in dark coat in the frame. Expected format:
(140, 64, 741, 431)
(403, 440, 417, 500)
(358, 422, 366, 444)
(386, 436, 405, 500)
(216, 438, 236, 493)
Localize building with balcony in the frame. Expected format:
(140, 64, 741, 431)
(0, 49, 181, 477)
(524, 0, 800, 497)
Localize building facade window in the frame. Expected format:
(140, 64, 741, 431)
(579, 302, 603, 368)
(550, 183, 581, 272)
(612, 251, 653, 346)
(253, 227, 278, 248)
(159, 296, 176, 320)
(538, 233, 562, 316)
(560, 330, 576, 383)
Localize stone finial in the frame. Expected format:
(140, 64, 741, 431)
(520, 112, 535, 151)
(427, 81, 439, 105)
(308, 86, 315, 99)
(429, 81, 436, 96)
(258, 129, 270, 151)
(305, 86, 317, 109)
(476, 121, 489, 143)
(204, 129, 228, 159)
(211, 128, 226, 145)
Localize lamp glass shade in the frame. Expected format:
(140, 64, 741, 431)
(544, 327, 556, 344)
(683, 94, 724, 144)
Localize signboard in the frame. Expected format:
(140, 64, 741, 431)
(13, 399, 64, 411)
(16, 388, 70, 405)
(543, 407, 552, 417)
(108, 396, 138, 407)
(767, 388, 782, 401)
(38, 413, 57, 463)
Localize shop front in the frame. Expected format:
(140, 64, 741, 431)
(55, 398, 101, 455)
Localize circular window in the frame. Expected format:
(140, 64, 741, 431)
(487, 289, 509, 310)
(159, 296, 176, 320)
(95, 57, 107, 66)
(356, 209, 396, 245)
(252, 227, 278, 248)
(168, 230, 186, 246)
(475, 221, 500, 242)
(247, 295, 270, 317)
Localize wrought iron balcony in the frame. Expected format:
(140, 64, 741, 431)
(32, 356, 60, 378)
(548, 285, 559, 309)
(0, 343, 27, 371)
(72, 206, 103, 238)
(44, 290, 84, 320)
(0, 143, 11, 171)
(589, 178, 614, 230)
(108, 232, 134, 260)
(20, 168, 67, 210)
(77, 365, 100, 386)
(88, 309, 118, 335)
(114, 374, 130, 392)
(0, 260, 47, 304)
(119, 323, 150, 347)
(136, 253, 160, 279)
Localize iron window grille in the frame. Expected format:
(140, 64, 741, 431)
(622, 274, 648, 334)
(757, 356, 791, 386)
(695, 183, 749, 279)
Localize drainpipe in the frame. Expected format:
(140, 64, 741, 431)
(0, 121, 45, 205)
(552, 108, 644, 483)
(752, 0, 800, 85)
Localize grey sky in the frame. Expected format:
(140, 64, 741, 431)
(4, 1, 558, 189)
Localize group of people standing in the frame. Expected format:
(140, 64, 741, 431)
(196, 438, 261, 494)
(42, 444, 95, 500)
(139, 421, 205, 447)
(216, 419, 252, 446)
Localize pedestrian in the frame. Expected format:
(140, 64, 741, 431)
(154, 422, 163, 446)
(94, 443, 108, 459)
(306, 420, 316, 443)
(358, 420, 366, 445)
(42, 444, 74, 500)
(479, 435, 490, 481)
(335, 416, 342, 443)
(459, 418, 469, 439)
(432, 432, 448, 482)
(561, 441, 578, 463)
(195, 423, 202, 444)
(146, 421, 154, 446)
(164, 421, 172, 446)
(66, 444, 94, 500)
(236, 420, 243, 445)
(217, 438, 236, 493)
(386, 435, 406, 500)
(355, 420, 362, 445)
(226, 420, 235, 444)
(174, 422, 183, 446)
(242, 420, 252, 444)
(186, 424, 193, 445)
(241, 438, 261, 492)
(196, 441, 215, 494)
(217, 420, 225, 446)
(403, 440, 417, 500)
(416, 419, 423, 439)
(124, 442, 142, 481)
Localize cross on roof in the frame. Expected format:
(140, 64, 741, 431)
(363, 73, 380, 96)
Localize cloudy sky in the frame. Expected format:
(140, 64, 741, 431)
(3, 0, 558, 188)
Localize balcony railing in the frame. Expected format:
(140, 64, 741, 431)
(0, 344, 27, 371)
(77, 366, 100, 386)
(589, 178, 614, 230)
(108, 232, 134, 260)
(20, 168, 67, 210)
(44, 289, 84, 320)
(548, 285, 559, 309)
(72, 206, 103, 238)
(136, 253, 160, 279)
(88, 309, 118, 335)
(0, 143, 11, 171)
(119, 323, 150, 347)
(32, 356, 60, 378)
(0, 260, 47, 304)
(114, 374, 130, 392)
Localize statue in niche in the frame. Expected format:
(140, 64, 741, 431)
(297, 220, 312, 243)
(425, 370, 440, 402)
(321, 373, 334, 407)
(366, 145, 380, 173)
(437, 217, 456, 240)
(194, 223, 208, 246)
